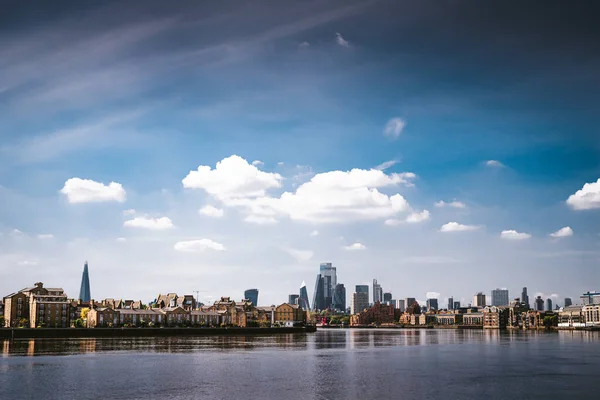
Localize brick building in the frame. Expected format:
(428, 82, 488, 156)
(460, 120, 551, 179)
(350, 302, 402, 326)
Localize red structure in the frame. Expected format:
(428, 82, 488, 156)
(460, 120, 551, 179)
(350, 302, 402, 326)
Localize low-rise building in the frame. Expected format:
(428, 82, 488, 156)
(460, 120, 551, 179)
(462, 313, 483, 326)
(87, 307, 118, 328)
(350, 302, 401, 326)
(558, 305, 585, 328)
(436, 312, 463, 325)
(275, 303, 306, 326)
(482, 306, 508, 329)
(583, 304, 600, 326)
(418, 312, 436, 326)
(190, 310, 220, 326)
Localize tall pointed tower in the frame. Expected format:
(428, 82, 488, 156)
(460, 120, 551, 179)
(79, 261, 91, 302)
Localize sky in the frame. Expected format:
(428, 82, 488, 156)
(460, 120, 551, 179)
(1, 0, 599, 307)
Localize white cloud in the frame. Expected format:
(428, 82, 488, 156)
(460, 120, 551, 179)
(405, 209, 430, 223)
(244, 215, 278, 225)
(383, 118, 405, 139)
(550, 226, 573, 238)
(277, 162, 285, 166)
(37, 234, 54, 239)
(283, 247, 314, 262)
(124, 216, 174, 230)
(299, 41, 310, 48)
(566, 178, 600, 210)
(435, 200, 466, 209)
(344, 242, 366, 251)
(122, 208, 136, 215)
(384, 219, 401, 226)
(375, 160, 398, 171)
(500, 230, 531, 240)
(439, 222, 480, 232)
(174, 239, 225, 252)
(310, 230, 319, 237)
(426, 292, 440, 299)
(18, 260, 38, 266)
(182, 155, 283, 200)
(251, 160, 264, 166)
(116, 237, 127, 242)
(60, 178, 126, 203)
(485, 160, 505, 168)
(198, 205, 224, 218)
(10, 229, 24, 237)
(335, 32, 349, 47)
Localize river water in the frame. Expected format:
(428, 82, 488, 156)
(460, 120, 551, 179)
(1, 329, 598, 399)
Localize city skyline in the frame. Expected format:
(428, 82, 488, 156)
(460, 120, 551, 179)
(1, 1, 599, 305)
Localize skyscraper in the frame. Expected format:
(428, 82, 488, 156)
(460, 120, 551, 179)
(383, 292, 392, 303)
(535, 296, 544, 311)
(447, 297, 454, 310)
(244, 289, 259, 306)
(373, 279, 383, 304)
(299, 281, 310, 310)
(564, 297, 572, 307)
(405, 298, 416, 308)
(396, 299, 405, 312)
(79, 261, 91, 302)
(473, 292, 486, 307)
(426, 298, 438, 311)
(546, 298, 553, 311)
(332, 284, 346, 311)
(521, 287, 529, 307)
(312, 274, 325, 311)
(453, 301, 461, 309)
(319, 263, 336, 309)
(289, 294, 299, 305)
(351, 291, 369, 314)
(491, 288, 509, 306)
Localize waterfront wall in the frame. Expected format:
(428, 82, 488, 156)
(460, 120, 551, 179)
(0, 326, 316, 340)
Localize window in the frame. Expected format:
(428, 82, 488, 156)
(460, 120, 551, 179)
(17, 298, 23, 304)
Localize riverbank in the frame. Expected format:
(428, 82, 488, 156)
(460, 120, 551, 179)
(0, 326, 317, 339)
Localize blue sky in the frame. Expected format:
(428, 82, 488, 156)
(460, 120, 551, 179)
(1, 0, 599, 306)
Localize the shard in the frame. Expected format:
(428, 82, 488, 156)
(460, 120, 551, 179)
(79, 261, 91, 302)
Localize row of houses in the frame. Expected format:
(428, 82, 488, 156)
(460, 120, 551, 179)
(2, 282, 307, 328)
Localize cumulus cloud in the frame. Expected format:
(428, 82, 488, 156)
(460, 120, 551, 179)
(198, 205, 224, 218)
(283, 247, 314, 262)
(426, 292, 440, 299)
(182, 155, 283, 200)
(116, 237, 127, 242)
(439, 222, 480, 232)
(550, 226, 573, 238)
(344, 242, 366, 251)
(375, 160, 398, 171)
(566, 178, 600, 210)
(435, 200, 466, 209)
(37, 233, 54, 239)
(174, 239, 225, 252)
(122, 208, 136, 215)
(383, 118, 405, 139)
(60, 178, 126, 203)
(124, 216, 174, 230)
(310, 230, 319, 237)
(335, 32, 349, 47)
(405, 210, 430, 223)
(244, 215, 278, 225)
(485, 160, 505, 168)
(500, 230, 531, 240)
(251, 160, 264, 166)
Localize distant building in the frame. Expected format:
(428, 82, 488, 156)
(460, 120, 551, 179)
(583, 304, 600, 325)
(473, 292, 486, 307)
(244, 289, 259, 306)
(356, 285, 369, 295)
(332, 284, 346, 312)
(288, 294, 299, 305)
(426, 298, 438, 311)
(320, 263, 336, 309)
(447, 297, 454, 310)
(564, 297, 573, 307)
(405, 298, 416, 308)
(483, 306, 508, 329)
(351, 292, 369, 315)
(350, 302, 401, 326)
(298, 282, 310, 310)
(535, 296, 544, 311)
(521, 287, 529, 308)
(395, 299, 405, 312)
(491, 288, 509, 306)
(580, 291, 600, 305)
(546, 298, 553, 311)
(453, 301, 461, 309)
(373, 279, 383, 304)
(383, 292, 392, 303)
(312, 274, 325, 311)
(79, 261, 91, 302)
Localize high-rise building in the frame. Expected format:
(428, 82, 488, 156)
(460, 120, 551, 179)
(351, 292, 369, 315)
(79, 261, 91, 302)
(580, 291, 600, 305)
(473, 292, 486, 307)
(332, 284, 346, 311)
(546, 298, 553, 311)
(491, 288, 509, 306)
(535, 296, 544, 311)
(405, 298, 416, 309)
(356, 285, 369, 295)
(373, 279, 383, 304)
(521, 287, 529, 307)
(453, 301, 461, 309)
(447, 297, 454, 310)
(396, 299, 405, 312)
(288, 294, 299, 305)
(312, 274, 325, 311)
(426, 298, 438, 311)
(564, 297, 573, 307)
(244, 289, 259, 306)
(383, 292, 392, 303)
(299, 281, 310, 310)
(319, 263, 336, 309)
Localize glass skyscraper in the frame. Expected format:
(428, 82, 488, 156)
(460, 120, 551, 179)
(373, 279, 383, 304)
(288, 294, 299, 305)
(332, 284, 346, 311)
(312, 274, 325, 311)
(79, 261, 91, 302)
(319, 263, 336, 309)
(298, 281, 310, 310)
(244, 289, 259, 306)
(491, 288, 509, 306)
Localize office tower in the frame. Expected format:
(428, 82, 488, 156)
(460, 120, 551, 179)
(299, 281, 310, 310)
(405, 298, 416, 308)
(521, 287, 529, 307)
(535, 296, 544, 311)
(244, 289, 259, 306)
(473, 292, 486, 307)
(426, 298, 438, 311)
(332, 284, 346, 311)
(564, 297, 572, 307)
(356, 285, 369, 295)
(580, 291, 600, 305)
(447, 297, 454, 310)
(546, 298, 553, 311)
(491, 288, 509, 306)
(453, 301, 461, 309)
(79, 261, 91, 302)
(351, 291, 369, 314)
(312, 274, 325, 311)
(373, 279, 383, 303)
(383, 292, 392, 303)
(289, 294, 299, 305)
(396, 299, 405, 312)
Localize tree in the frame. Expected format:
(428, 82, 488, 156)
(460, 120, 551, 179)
(17, 318, 29, 328)
(80, 308, 90, 321)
